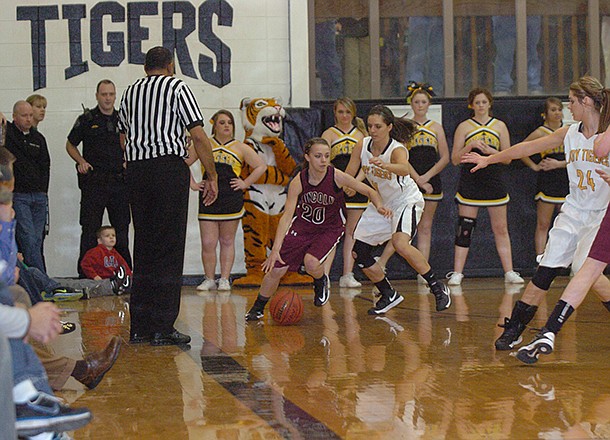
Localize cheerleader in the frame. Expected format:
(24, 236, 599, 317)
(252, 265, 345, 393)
(403, 82, 449, 281)
(520, 97, 567, 258)
(448, 88, 524, 286)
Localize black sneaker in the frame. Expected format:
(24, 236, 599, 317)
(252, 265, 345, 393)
(245, 308, 264, 322)
(516, 330, 555, 364)
(110, 266, 128, 295)
(150, 329, 191, 346)
(367, 289, 404, 315)
(15, 392, 92, 437)
(495, 317, 525, 350)
(313, 274, 330, 307)
(429, 281, 451, 311)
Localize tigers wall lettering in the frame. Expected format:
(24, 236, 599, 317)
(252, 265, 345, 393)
(16, 0, 233, 90)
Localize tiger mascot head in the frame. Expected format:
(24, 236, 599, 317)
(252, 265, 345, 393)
(240, 97, 286, 140)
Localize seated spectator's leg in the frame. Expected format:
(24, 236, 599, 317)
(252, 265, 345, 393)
(0, 335, 16, 440)
(54, 278, 113, 297)
(16, 261, 44, 305)
(32, 343, 76, 391)
(10, 338, 53, 396)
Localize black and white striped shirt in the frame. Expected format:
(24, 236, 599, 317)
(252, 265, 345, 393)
(118, 74, 203, 161)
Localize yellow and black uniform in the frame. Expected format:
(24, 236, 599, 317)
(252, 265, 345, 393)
(456, 118, 509, 206)
(199, 137, 245, 220)
(329, 126, 368, 208)
(408, 120, 443, 201)
(532, 125, 568, 204)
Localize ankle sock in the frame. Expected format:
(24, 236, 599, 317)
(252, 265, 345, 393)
(374, 277, 393, 296)
(421, 269, 438, 288)
(512, 300, 538, 325)
(13, 379, 38, 404)
(545, 300, 574, 334)
(253, 294, 270, 311)
(72, 360, 88, 381)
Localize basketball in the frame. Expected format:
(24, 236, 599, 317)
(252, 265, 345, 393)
(269, 289, 304, 325)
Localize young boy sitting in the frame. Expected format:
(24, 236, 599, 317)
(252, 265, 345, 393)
(58, 226, 131, 297)
(80, 226, 132, 295)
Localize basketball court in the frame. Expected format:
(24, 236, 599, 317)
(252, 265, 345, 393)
(51, 277, 610, 439)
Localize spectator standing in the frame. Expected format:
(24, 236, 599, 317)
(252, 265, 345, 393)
(118, 46, 218, 346)
(66, 79, 132, 277)
(5, 101, 50, 272)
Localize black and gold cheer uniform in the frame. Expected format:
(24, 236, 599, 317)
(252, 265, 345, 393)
(456, 118, 509, 206)
(199, 137, 245, 220)
(532, 125, 568, 204)
(408, 119, 443, 201)
(329, 126, 368, 208)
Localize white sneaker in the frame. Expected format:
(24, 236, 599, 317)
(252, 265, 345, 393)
(217, 278, 231, 291)
(197, 278, 216, 291)
(339, 273, 361, 288)
(505, 271, 524, 284)
(446, 272, 464, 286)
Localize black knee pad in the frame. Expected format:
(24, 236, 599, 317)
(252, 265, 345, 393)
(353, 240, 376, 270)
(455, 216, 477, 248)
(531, 266, 560, 291)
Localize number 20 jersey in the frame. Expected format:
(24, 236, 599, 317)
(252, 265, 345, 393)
(564, 122, 610, 211)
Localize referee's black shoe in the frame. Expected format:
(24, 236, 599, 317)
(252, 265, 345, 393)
(150, 329, 191, 346)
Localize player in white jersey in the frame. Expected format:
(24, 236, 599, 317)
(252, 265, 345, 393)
(345, 105, 451, 315)
(462, 76, 610, 356)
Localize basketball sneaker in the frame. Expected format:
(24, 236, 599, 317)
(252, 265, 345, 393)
(429, 281, 451, 311)
(339, 272, 361, 288)
(110, 266, 130, 295)
(516, 329, 555, 364)
(41, 288, 84, 302)
(495, 317, 525, 350)
(446, 272, 464, 286)
(367, 289, 403, 315)
(244, 307, 264, 322)
(313, 274, 330, 307)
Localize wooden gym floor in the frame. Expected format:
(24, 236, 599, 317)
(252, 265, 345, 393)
(50, 277, 610, 439)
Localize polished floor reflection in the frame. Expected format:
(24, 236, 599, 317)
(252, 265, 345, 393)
(52, 277, 610, 439)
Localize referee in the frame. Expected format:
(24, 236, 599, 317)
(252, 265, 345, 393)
(118, 46, 218, 346)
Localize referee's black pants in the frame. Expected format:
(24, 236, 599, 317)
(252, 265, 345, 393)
(126, 155, 190, 337)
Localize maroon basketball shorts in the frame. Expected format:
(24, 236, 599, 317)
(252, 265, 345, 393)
(276, 224, 345, 272)
(589, 207, 610, 264)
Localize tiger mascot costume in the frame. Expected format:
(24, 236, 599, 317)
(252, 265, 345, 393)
(233, 97, 311, 286)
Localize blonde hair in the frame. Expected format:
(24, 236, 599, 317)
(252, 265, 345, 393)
(333, 97, 367, 136)
(26, 94, 47, 108)
(569, 76, 610, 133)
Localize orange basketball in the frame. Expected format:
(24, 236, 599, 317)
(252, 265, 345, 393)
(269, 289, 304, 325)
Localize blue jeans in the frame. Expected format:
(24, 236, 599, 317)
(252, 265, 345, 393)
(0, 282, 52, 395)
(492, 16, 542, 93)
(13, 192, 48, 272)
(18, 262, 59, 305)
(405, 16, 444, 95)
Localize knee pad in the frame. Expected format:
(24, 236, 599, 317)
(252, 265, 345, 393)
(455, 216, 477, 248)
(353, 240, 376, 270)
(531, 266, 560, 291)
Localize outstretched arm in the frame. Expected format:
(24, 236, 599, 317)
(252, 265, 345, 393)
(335, 169, 392, 218)
(461, 126, 569, 173)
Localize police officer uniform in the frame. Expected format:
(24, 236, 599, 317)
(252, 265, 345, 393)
(67, 106, 132, 276)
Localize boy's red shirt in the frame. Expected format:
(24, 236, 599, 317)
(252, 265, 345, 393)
(80, 244, 132, 279)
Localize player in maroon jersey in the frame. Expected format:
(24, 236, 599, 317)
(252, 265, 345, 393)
(245, 137, 391, 321)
